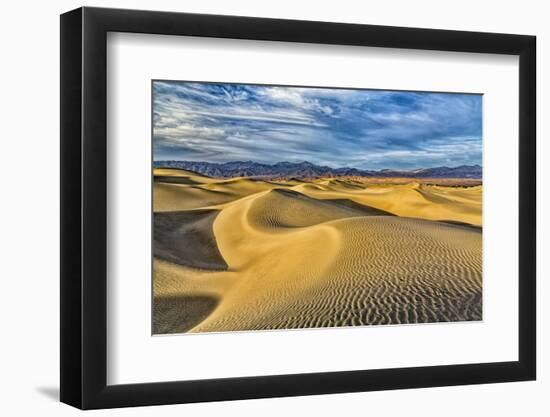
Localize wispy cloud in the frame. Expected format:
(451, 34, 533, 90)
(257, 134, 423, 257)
(153, 81, 482, 170)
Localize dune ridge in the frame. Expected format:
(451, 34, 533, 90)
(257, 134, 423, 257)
(153, 168, 482, 334)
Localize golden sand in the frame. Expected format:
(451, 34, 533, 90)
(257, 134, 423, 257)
(153, 168, 482, 334)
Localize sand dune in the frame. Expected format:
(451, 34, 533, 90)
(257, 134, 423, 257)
(153, 169, 482, 333)
(246, 189, 393, 230)
(294, 182, 482, 226)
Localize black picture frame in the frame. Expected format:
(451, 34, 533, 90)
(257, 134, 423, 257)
(60, 6, 536, 410)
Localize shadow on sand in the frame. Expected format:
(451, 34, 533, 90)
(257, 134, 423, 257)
(153, 294, 219, 334)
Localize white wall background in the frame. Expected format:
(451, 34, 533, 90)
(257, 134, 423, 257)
(0, 0, 546, 415)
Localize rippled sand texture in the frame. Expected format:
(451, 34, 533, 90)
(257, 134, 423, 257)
(153, 168, 482, 334)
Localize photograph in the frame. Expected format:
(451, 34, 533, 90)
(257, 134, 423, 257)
(152, 81, 483, 335)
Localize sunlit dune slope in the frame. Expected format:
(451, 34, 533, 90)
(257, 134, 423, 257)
(154, 169, 284, 211)
(294, 181, 482, 226)
(246, 188, 393, 230)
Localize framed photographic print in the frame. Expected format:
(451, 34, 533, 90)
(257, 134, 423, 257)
(60, 7, 536, 409)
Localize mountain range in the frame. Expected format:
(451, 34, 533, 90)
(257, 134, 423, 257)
(154, 160, 482, 179)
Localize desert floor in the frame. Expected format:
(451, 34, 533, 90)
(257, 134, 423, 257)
(152, 168, 482, 334)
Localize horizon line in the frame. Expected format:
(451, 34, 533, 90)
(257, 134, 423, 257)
(152, 159, 482, 172)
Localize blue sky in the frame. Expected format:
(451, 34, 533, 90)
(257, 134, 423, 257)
(153, 81, 482, 170)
